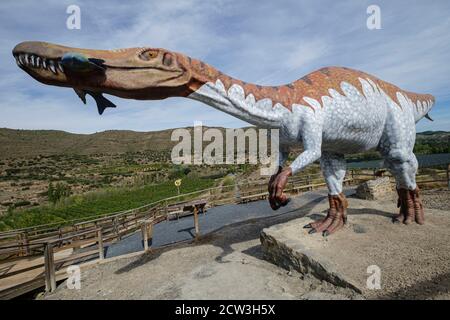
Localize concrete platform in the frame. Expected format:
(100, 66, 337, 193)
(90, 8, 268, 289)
(260, 197, 450, 299)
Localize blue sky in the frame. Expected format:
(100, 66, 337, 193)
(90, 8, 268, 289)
(0, 0, 449, 133)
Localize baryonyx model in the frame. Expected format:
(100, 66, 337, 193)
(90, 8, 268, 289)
(13, 41, 435, 236)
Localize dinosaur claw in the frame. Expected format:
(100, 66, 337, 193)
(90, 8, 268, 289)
(322, 230, 330, 237)
(281, 198, 291, 206)
(308, 229, 316, 234)
(304, 223, 312, 229)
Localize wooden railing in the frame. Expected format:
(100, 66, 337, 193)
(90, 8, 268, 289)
(0, 166, 448, 299)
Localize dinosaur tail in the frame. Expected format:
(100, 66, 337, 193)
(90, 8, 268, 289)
(404, 92, 435, 123)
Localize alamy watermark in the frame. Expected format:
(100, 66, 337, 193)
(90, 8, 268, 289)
(66, 265, 81, 290)
(66, 5, 81, 30)
(171, 122, 280, 176)
(366, 265, 381, 290)
(367, 5, 381, 30)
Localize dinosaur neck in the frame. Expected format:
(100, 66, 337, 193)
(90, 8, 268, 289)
(180, 55, 295, 127)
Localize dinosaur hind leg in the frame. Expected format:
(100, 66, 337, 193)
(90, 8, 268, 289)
(383, 152, 424, 224)
(378, 104, 424, 225)
(304, 152, 348, 236)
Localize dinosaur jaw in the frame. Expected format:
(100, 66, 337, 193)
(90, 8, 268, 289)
(12, 41, 191, 101)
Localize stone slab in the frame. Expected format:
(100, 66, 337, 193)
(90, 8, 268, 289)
(260, 197, 450, 298)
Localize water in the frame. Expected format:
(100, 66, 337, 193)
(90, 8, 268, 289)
(347, 153, 450, 169)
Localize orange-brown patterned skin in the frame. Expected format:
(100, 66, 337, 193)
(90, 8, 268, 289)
(181, 54, 434, 111)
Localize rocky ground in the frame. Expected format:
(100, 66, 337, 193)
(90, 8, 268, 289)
(43, 190, 450, 300)
(420, 189, 450, 211)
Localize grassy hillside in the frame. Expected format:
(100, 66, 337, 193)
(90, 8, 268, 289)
(415, 131, 450, 154)
(0, 177, 214, 231)
(1, 128, 448, 160)
(0, 128, 176, 158)
(0, 126, 270, 159)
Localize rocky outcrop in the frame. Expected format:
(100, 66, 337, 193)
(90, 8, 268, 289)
(260, 199, 450, 298)
(355, 177, 393, 200)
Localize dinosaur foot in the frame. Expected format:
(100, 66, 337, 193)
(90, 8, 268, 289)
(304, 193, 348, 237)
(393, 187, 425, 225)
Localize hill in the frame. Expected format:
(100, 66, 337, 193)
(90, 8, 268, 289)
(0, 128, 177, 159)
(415, 130, 450, 154)
(1, 128, 448, 159)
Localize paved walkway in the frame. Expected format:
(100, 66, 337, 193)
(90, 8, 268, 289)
(104, 188, 355, 258)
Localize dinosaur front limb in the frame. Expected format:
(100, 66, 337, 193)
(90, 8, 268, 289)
(394, 187, 424, 225)
(268, 166, 292, 210)
(268, 107, 323, 210)
(268, 146, 322, 210)
(304, 193, 348, 236)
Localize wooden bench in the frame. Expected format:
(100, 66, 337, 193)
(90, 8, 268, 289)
(166, 199, 208, 221)
(238, 192, 268, 203)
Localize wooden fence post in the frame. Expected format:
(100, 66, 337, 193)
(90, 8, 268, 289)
(73, 225, 80, 250)
(113, 216, 120, 240)
(193, 206, 200, 240)
(142, 222, 149, 252)
(44, 242, 56, 293)
(97, 229, 104, 260)
(16, 233, 23, 257)
(23, 231, 29, 256)
(148, 223, 153, 248)
(447, 164, 450, 190)
(165, 201, 169, 221)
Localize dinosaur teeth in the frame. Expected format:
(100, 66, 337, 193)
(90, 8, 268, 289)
(14, 53, 65, 75)
(48, 61, 57, 74)
(57, 61, 64, 73)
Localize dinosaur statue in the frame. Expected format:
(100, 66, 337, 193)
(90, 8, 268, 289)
(12, 41, 435, 236)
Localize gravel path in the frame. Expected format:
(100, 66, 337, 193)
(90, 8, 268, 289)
(421, 190, 450, 211)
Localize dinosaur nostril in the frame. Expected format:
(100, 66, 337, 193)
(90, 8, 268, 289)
(163, 53, 173, 67)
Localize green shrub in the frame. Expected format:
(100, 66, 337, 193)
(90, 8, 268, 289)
(0, 177, 214, 231)
(14, 200, 31, 207)
(222, 175, 235, 186)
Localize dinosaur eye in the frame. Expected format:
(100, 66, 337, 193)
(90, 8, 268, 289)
(140, 50, 158, 61)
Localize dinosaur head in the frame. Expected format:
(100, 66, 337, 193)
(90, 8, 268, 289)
(12, 41, 192, 114)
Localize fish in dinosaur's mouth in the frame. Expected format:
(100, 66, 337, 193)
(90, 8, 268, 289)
(13, 41, 192, 114)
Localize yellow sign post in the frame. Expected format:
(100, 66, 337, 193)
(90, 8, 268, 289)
(174, 179, 182, 195)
